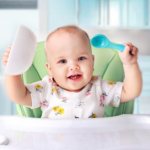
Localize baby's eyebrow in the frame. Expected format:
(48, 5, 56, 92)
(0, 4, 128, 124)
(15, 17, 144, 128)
(57, 56, 66, 59)
(78, 53, 90, 56)
(55, 56, 66, 61)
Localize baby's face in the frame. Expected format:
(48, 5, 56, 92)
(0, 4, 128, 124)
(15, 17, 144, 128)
(46, 31, 94, 92)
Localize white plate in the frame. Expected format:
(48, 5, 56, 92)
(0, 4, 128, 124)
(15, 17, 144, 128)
(5, 25, 37, 75)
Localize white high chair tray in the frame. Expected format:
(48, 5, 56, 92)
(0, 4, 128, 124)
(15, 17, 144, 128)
(0, 115, 150, 150)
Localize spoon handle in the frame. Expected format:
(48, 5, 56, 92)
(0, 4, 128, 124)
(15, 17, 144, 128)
(110, 43, 125, 52)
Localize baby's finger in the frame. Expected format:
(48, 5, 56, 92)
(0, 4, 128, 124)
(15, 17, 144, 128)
(126, 42, 134, 47)
(2, 56, 8, 65)
(131, 46, 138, 56)
(5, 47, 11, 53)
(126, 43, 135, 51)
(3, 50, 10, 57)
(125, 43, 138, 56)
(2, 49, 10, 59)
(2, 47, 11, 65)
(124, 44, 131, 54)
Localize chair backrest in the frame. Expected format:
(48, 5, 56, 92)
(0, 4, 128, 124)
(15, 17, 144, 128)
(16, 41, 134, 117)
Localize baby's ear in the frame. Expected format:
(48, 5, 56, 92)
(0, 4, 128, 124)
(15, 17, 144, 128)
(45, 63, 52, 76)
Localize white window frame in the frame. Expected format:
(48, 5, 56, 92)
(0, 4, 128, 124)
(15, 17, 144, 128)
(38, 0, 49, 40)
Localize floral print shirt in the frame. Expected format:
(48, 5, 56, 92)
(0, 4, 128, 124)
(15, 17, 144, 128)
(26, 76, 123, 119)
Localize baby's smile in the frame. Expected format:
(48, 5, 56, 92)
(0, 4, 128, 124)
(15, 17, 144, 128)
(67, 74, 82, 81)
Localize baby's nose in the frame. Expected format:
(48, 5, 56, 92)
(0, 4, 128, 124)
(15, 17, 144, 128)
(69, 62, 80, 71)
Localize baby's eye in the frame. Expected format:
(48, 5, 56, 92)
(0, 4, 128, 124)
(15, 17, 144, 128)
(78, 56, 87, 61)
(58, 59, 67, 64)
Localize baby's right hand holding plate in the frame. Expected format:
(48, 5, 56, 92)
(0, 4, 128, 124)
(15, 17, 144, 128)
(2, 47, 11, 66)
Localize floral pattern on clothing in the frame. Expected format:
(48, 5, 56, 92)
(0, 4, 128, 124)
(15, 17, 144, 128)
(107, 80, 116, 85)
(61, 96, 68, 103)
(35, 84, 43, 92)
(26, 75, 123, 119)
(89, 113, 97, 118)
(40, 100, 49, 108)
(99, 92, 107, 106)
(52, 106, 64, 115)
(111, 96, 120, 106)
(51, 86, 58, 94)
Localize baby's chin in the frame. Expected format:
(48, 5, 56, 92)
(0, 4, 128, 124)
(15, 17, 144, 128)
(66, 88, 83, 92)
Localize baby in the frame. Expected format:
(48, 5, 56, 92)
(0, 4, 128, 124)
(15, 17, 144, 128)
(2, 25, 142, 119)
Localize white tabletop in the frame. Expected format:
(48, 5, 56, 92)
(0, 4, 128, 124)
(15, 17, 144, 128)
(0, 115, 150, 150)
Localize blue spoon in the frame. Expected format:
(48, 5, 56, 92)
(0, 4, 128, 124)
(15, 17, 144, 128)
(91, 34, 125, 52)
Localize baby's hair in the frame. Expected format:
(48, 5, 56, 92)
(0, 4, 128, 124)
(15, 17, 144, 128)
(46, 25, 90, 42)
(45, 25, 91, 51)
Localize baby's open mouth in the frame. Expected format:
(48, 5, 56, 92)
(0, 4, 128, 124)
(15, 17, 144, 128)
(67, 74, 82, 80)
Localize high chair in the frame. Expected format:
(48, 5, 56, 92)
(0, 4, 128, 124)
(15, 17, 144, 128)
(16, 42, 134, 117)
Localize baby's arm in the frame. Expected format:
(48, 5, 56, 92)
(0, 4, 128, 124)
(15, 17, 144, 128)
(119, 43, 142, 102)
(2, 48, 32, 106)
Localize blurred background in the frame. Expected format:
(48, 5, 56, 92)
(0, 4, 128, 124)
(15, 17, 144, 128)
(0, 0, 150, 115)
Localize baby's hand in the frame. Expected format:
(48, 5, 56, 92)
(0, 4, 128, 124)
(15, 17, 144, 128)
(118, 43, 138, 65)
(2, 47, 11, 66)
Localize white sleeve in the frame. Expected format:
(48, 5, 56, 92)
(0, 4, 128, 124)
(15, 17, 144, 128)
(26, 76, 48, 108)
(101, 79, 123, 107)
